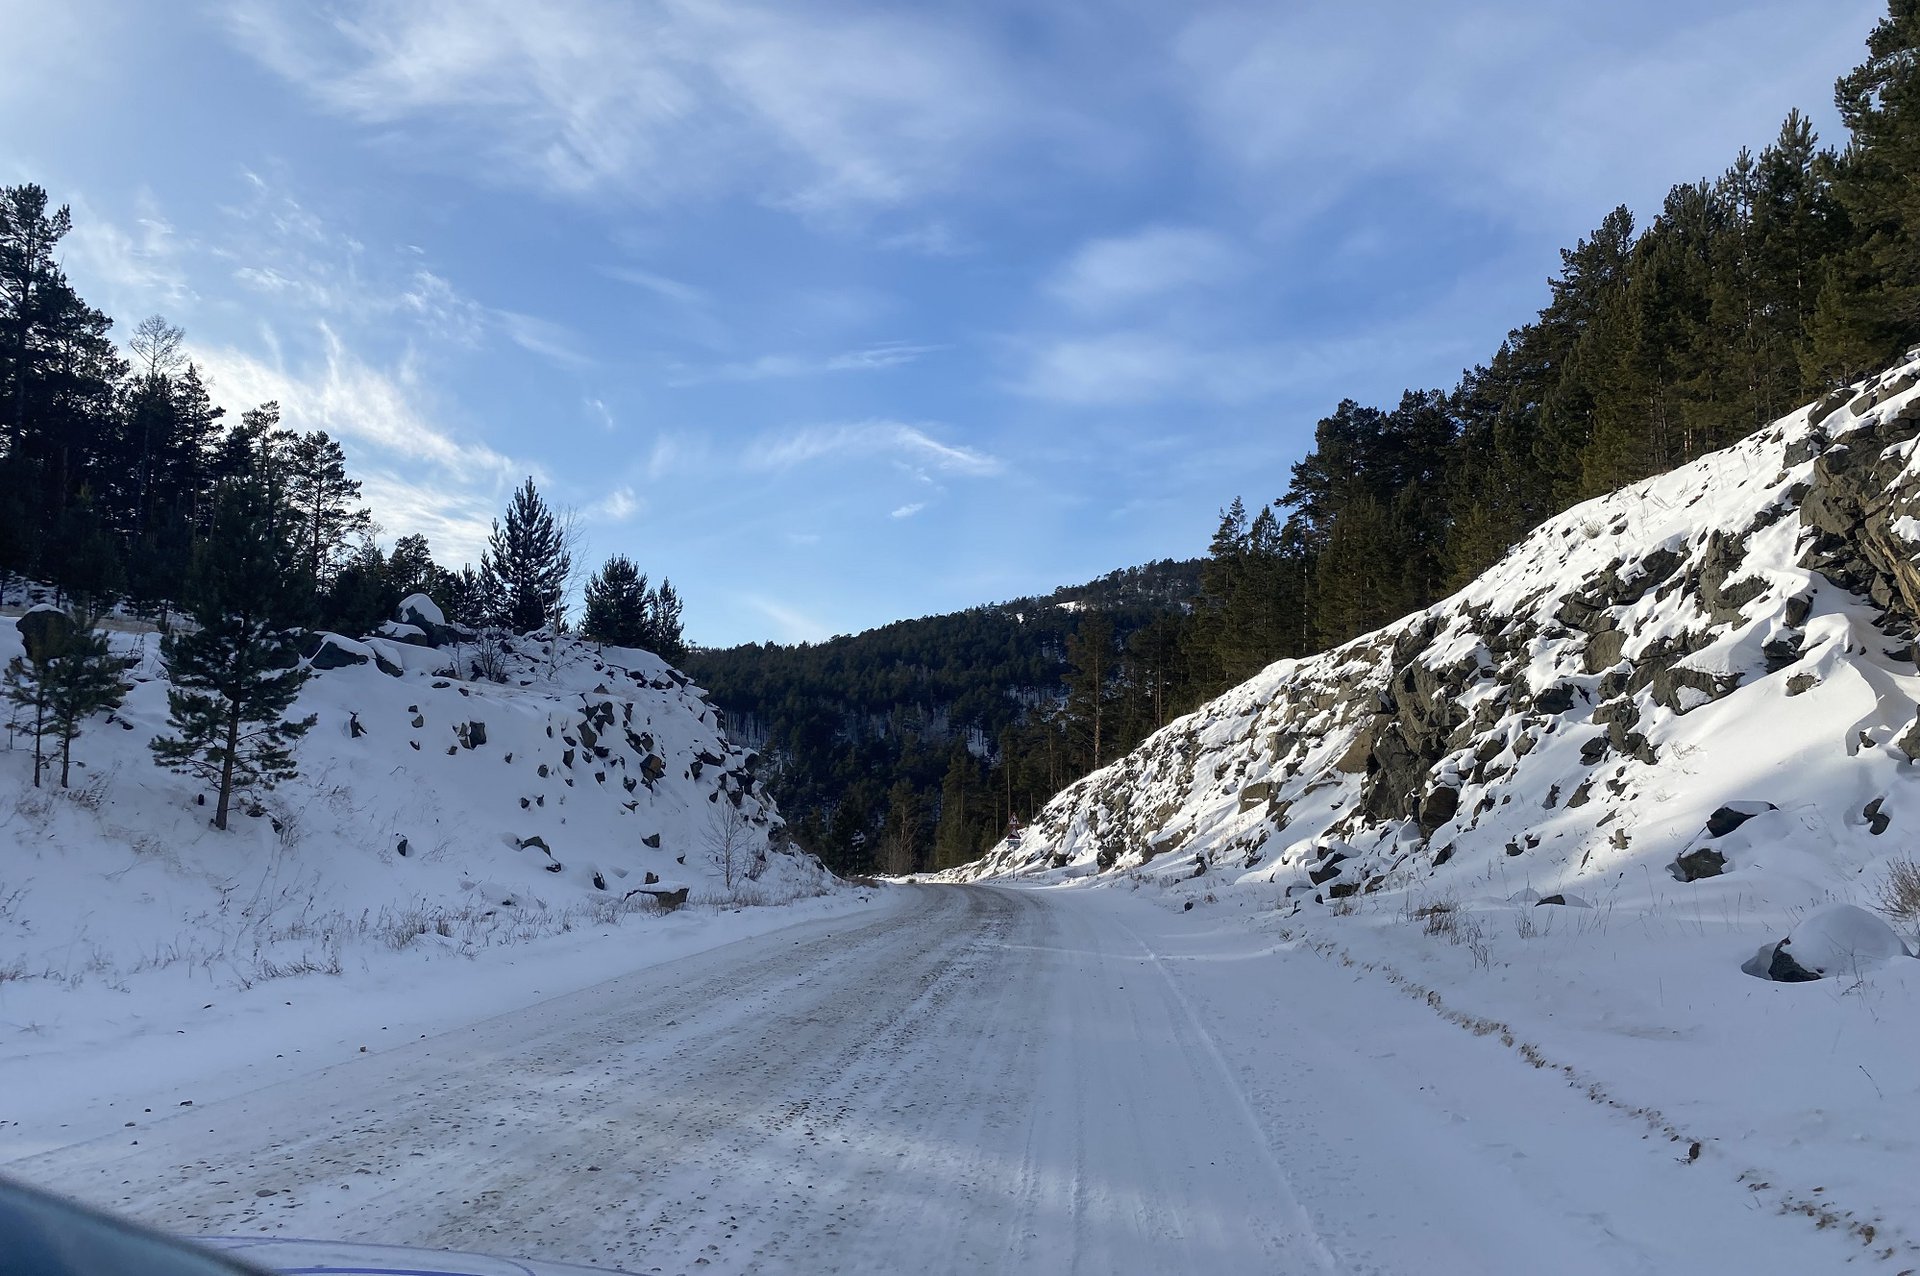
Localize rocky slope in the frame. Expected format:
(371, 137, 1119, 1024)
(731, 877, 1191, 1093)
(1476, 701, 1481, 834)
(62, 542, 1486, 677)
(0, 595, 830, 993)
(964, 351, 1920, 929)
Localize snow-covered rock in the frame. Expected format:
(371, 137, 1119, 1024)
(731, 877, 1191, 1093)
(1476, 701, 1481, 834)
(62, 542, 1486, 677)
(962, 350, 1920, 936)
(1777, 903, 1911, 978)
(397, 593, 446, 628)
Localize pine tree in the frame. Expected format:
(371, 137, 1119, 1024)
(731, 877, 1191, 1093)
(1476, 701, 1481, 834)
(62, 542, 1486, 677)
(879, 778, 922, 875)
(583, 554, 650, 647)
(0, 184, 75, 455)
(45, 625, 126, 788)
(1064, 612, 1115, 771)
(45, 498, 123, 625)
(150, 480, 316, 830)
(2, 609, 72, 788)
(442, 564, 489, 628)
(1531, 206, 1637, 506)
(932, 747, 980, 869)
(480, 478, 570, 633)
(386, 534, 438, 598)
(1807, 2, 1920, 381)
(650, 578, 687, 662)
(283, 430, 370, 591)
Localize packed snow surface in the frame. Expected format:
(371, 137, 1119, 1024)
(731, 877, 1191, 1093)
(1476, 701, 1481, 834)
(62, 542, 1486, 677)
(7, 886, 1886, 1274)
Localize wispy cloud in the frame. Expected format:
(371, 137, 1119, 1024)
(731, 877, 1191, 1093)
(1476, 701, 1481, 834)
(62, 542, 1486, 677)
(494, 309, 593, 369)
(1013, 320, 1479, 408)
(644, 433, 706, 482)
(222, 0, 1029, 213)
(670, 341, 940, 386)
(1047, 225, 1241, 315)
(1172, 4, 1878, 228)
(1012, 331, 1274, 406)
(604, 265, 711, 307)
(63, 193, 194, 314)
(588, 485, 642, 522)
(193, 322, 516, 484)
(746, 420, 1001, 477)
(879, 219, 975, 256)
(889, 501, 927, 519)
(741, 593, 831, 643)
(354, 469, 500, 568)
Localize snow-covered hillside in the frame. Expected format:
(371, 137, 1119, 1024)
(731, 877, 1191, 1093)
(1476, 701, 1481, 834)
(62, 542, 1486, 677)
(968, 350, 1920, 928)
(0, 597, 833, 1004)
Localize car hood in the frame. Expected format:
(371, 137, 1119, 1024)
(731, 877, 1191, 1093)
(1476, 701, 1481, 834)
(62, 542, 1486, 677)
(200, 1237, 632, 1275)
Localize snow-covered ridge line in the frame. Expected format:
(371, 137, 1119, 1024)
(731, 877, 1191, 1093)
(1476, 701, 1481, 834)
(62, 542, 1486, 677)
(965, 349, 1920, 912)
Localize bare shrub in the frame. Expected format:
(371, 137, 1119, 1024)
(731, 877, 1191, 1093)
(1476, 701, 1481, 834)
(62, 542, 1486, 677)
(1411, 895, 1492, 967)
(468, 627, 509, 683)
(707, 801, 754, 891)
(64, 772, 110, 812)
(1414, 899, 1462, 939)
(1873, 858, 1920, 938)
(12, 789, 53, 822)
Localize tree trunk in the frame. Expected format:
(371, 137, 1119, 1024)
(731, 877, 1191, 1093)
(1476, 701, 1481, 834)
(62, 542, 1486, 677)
(215, 694, 240, 830)
(30, 697, 45, 788)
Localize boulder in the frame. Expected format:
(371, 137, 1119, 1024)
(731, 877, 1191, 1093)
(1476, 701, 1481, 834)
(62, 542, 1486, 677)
(1767, 904, 1912, 979)
(1900, 709, 1920, 761)
(1806, 388, 1851, 428)
(1307, 850, 1348, 886)
(1584, 627, 1626, 673)
(1670, 847, 1726, 882)
(307, 634, 371, 670)
(15, 606, 73, 660)
(1706, 801, 1775, 838)
(1761, 633, 1804, 672)
(378, 622, 434, 647)
(1532, 683, 1576, 715)
(1417, 784, 1460, 836)
(397, 593, 446, 628)
(1650, 664, 1742, 715)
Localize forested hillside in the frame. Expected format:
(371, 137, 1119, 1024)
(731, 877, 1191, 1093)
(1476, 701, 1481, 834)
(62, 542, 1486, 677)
(684, 559, 1201, 876)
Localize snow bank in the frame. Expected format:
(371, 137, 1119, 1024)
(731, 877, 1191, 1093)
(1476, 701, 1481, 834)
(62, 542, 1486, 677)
(0, 603, 840, 1032)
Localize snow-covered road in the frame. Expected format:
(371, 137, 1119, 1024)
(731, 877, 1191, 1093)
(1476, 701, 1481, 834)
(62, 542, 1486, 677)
(10, 885, 1865, 1274)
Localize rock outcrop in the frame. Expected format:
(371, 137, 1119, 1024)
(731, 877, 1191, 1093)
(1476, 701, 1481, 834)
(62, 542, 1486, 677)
(961, 350, 1920, 913)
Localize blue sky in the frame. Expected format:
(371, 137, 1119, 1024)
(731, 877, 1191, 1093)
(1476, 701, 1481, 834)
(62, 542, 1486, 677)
(1, 0, 1883, 645)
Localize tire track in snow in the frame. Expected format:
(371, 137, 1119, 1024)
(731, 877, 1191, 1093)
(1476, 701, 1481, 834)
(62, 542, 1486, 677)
(1109, 912, 1342, 1275)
